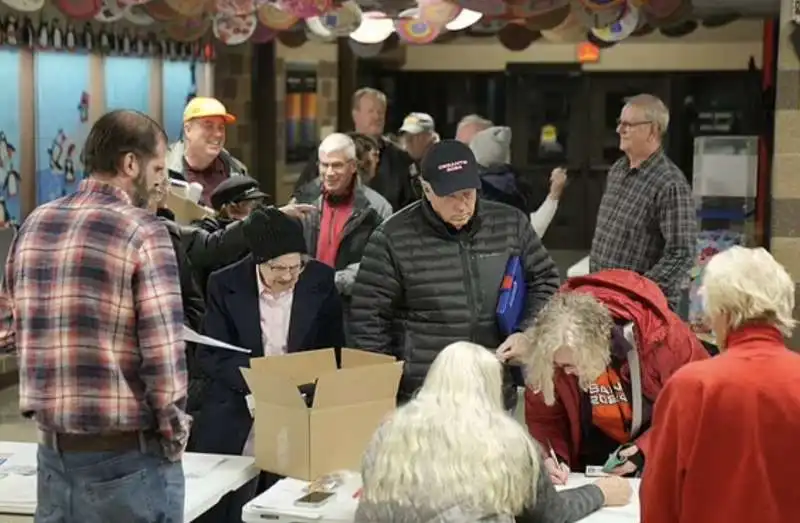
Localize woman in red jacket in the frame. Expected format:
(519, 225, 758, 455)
(640, 247, 800, 523)
(501, 270, 708, 484)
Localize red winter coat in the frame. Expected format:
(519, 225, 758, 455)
(640, 324, 800, 523)
(524, 269, 708, 467)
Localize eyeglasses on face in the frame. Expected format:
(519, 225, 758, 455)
(265, 259, 307, 276)
(616, 119, 652, 131)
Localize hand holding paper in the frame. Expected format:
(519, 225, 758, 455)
(183, 325, 251, 354)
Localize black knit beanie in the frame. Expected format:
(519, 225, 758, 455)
(244, 206, 307, 264)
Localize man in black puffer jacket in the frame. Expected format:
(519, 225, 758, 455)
(349, 141, 560, 406)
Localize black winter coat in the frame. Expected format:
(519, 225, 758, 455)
(349, 198, 560, 402)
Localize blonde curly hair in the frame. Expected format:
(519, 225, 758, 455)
(523, 292, 614, 406)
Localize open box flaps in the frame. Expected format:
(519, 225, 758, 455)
(239, 348, 403, 479)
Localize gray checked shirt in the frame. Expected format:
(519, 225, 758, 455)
(589, 150, 697, 309)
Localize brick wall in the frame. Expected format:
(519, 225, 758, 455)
(214, 43, 254, 171)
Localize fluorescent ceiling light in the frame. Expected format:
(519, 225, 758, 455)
(445, 8, 482, 31)
(349, 11, 394, 44)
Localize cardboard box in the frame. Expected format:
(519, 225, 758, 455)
(166, 191, 213, 225)
(241, 348, 402, 480)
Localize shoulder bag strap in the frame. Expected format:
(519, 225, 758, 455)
(623, 322, 643, 438)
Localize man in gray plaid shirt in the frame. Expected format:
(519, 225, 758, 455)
(590, 94, 697, 312)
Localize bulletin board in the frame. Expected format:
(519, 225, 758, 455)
(0, 50, 23, 225)
(35, 52, 90, 205)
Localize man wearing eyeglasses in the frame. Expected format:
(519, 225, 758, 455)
(590, 94, 697, 313)
(190, 208, 345, 521)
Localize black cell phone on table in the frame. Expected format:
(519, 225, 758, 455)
(294, 491, 335, 508)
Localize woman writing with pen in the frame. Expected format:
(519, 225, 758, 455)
(497, 270, 708, 484)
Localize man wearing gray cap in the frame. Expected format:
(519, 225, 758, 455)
(349, 140, 559, 407)
(398, 112, 440, 163)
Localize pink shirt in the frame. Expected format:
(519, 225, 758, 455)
(256, 270, 294, 357)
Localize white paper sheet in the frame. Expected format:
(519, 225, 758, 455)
(183, 454, 227, 479)
(183, 325, 251, 354)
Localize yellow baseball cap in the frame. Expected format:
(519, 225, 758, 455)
(183, 97, 236, 124)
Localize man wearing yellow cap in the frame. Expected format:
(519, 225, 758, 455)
(166, 97, 248, 206)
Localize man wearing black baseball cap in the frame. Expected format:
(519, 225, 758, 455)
(349, 140, 560, 407)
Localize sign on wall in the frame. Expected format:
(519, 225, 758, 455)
(35, 52, 90, 205)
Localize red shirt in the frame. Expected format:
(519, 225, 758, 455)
(316, 196, 354, 268)
(184, 156, 228, 206)
(640, 324, 800, 523)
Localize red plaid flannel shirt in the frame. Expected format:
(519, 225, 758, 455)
(0, 179, 190, 459)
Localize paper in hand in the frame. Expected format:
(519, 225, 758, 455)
(183, 325, 252, 354)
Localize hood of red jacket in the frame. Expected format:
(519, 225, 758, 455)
(560, 269, 675, 356)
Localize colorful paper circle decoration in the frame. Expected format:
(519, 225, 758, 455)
(251, 22, 277, 43)
(3, 0, 45, 12)
(417, 0, 460, 26)
(590, 2, 639, 42)
(216, 0, 257, 16)
(280, 0, 331, 19)
(320, 1, 362, 37)
(258, 2, 299, 30)
(144, 0, 180, 22)
(95, 0, 125, 22)
(395, 17, 440, 44)
(55, 0, 103, 20)
(349, 11, 394, 44)
(213, 12, 258, 45)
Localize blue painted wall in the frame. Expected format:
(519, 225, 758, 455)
(0, 50, 22, 224)
(162, 60, 194, 142)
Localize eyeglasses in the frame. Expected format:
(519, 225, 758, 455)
(616, 119, 652, 131)
(265, 259, 307, 276)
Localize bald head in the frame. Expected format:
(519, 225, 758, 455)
(456, 114, 493, 144)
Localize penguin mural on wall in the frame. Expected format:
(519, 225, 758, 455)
(47, 130, 67, 172)
(64, 144, 76, 183)
(0, 132, 20, 199)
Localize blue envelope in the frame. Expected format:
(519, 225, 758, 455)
(496, 256, 526, 336)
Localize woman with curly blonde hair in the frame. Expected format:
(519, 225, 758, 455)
(499, 270, 708, 484)
(356, 341, 630, 523)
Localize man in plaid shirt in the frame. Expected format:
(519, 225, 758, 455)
(0, 110, 189, 522)
(590, 94, 697, 312)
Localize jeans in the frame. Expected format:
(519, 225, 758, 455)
(35, 443, 185, 523)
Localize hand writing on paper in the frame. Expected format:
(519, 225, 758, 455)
(594, 476, 632, 507)
(608, 444, 639, 476)
(544, 457, 570, 486)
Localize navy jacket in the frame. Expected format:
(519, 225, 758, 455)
(191, 255, 345, 455)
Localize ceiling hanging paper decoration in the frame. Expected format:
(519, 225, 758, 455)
(395, 17, 440, 44)
(318, 1, 363, 37)
(305, 16, 336, 40)
(118, 0, 151, 5)
(590, 1, 639, 42)
(467, 18, 506, 36)
(644, 0, 691, 28)
(280, 0, 331, 19)
(2, 0, 45, 12)
(213, 12, 258, 44)
(258, 3, 299, 29)
(701, 13, 739, 28)
(95, 0, 126, 21)
(348, 38, 384, 58)
(509, 0, 568, 19)
(445, 8, 481, 30)
(570, 0, 626, 29)
(417, 0, 460, 27)
(350, 11, 394, 43)
(55, 0, 103, 20)
(216, 0, 256, 16)
(144, 0, 180, 21)
(456, 0, 504, 16)
(165, 0, 207, 17)
(525, 4, 570, 31)
(587, 30, 617, 48)
(251, 21, 277, 42)
(166, 15, 212, 41)
(660, 19, 697, 37)
(277, 27, 307, 47)
(123, 4, 156, 25)
(540, 9, 584, 41)
(497, 21, 537, 51)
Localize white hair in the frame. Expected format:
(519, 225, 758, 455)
(360, 341, 540, 517)
(624, 94, 670, 136)
(352, 87, 387, 110)
(701, 246, 795, 337)
(318, 132, 356, 161)
(457, 114, 493, 131)
(523, 292, 613, 406)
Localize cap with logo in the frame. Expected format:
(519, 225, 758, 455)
(183, 97, 236, 124)
(209, 176, 268, 211)
(399, 112, 436, 135)
(420, 140, 482, 197)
